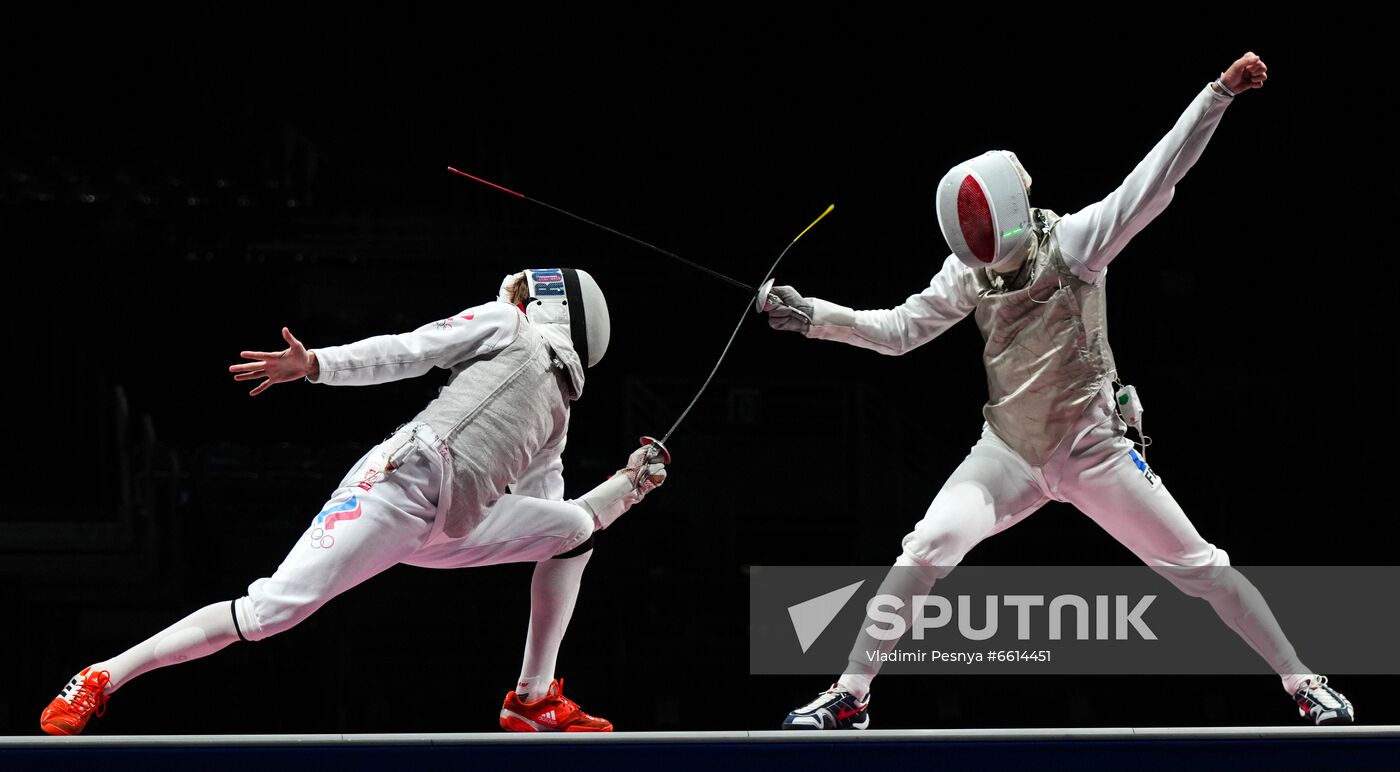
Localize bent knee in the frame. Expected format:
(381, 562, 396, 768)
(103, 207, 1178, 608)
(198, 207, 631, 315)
(553, 505, 595, 555)
(900, 484, 999, 566)
(553, 531, 595, 560)
(900, 521, 978, 570)
(1156, 543, 1231, 570)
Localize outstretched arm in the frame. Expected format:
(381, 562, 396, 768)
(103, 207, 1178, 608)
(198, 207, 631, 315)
(765, 255, 979, 356)
(310, 301, 520, 386)
(1056, 52, 1268, 282)
(229, 301, 521, 395)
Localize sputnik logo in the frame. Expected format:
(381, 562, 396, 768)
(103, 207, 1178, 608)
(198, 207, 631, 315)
(787, 580, 866, 654)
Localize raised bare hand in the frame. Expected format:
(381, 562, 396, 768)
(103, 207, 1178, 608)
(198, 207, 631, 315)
(229, 327, 317, 396)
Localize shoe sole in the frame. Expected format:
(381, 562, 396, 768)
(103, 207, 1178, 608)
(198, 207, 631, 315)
(40, 721, 80, 737)
(782, 714, 869, 730)
(500, 709, 612, 732)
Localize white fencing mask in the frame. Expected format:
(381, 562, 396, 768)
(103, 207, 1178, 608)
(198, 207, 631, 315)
(522, 268, 611, 368)
(935, 150, 1034, 272)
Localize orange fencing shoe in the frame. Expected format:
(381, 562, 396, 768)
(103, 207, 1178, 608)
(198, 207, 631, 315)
(500, 679, 612, 732)
(40, 667, 111, 736)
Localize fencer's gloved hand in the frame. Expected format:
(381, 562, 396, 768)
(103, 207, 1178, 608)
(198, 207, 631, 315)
(622, 444, 667, 495)
(765, 285, 814, 334)
(573, 445, 668, 530)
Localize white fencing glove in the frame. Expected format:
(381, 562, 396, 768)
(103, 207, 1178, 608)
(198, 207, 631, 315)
(764, 285, 814, 334)
(573, 445, 667, 530)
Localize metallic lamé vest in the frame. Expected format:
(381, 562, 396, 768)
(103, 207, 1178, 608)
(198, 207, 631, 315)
(410, 320, 568, 537)
(973, 210, 1118, 465)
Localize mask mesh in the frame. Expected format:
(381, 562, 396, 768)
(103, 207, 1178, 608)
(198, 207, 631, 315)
(957, 175, 995, 263)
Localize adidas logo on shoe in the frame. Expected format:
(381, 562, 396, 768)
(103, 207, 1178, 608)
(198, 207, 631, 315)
(499, 678, 612, 732)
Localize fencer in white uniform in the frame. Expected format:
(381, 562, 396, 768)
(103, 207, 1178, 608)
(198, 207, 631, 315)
(772, 53, 1354, 729)
(40, 268, 666, 735)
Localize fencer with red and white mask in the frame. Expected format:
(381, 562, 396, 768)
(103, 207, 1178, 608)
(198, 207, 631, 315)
(769, 52, 1354, 730)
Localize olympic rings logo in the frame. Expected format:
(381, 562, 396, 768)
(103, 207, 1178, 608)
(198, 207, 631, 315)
(309, 527, 335, 550)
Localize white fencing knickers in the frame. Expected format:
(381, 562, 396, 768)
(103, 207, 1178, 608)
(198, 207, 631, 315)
(842, 386, 1308, 687)
(233, 423, 595, 641)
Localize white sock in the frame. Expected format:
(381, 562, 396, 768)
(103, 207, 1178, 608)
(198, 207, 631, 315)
(92, 601, 241, 693)
(836, 673, 873, 701)
(515, 676, 553, 703)
(516, 552, 591, 702)
(1281, 673, 1316, 694)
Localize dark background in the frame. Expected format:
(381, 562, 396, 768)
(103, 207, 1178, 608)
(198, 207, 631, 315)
(3, 8, 1395, 734)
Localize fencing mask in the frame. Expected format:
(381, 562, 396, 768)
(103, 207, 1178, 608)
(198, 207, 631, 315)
(521, 268, 611, 368)
(935, 150, 1035, 272)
